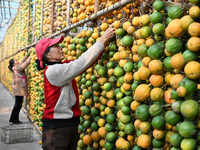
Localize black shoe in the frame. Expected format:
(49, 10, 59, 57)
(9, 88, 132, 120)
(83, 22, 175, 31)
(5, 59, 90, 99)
(17, 121, 23, 124)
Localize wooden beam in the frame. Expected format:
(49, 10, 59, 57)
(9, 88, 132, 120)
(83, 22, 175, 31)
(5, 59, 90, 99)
(27, 0, 30, 45)
(19, 5, 22, 49)
(21, 5, 24, 48)
(3, 0, 21, 2)
(32, 0, 36, 42)
(66, 0, 70, 27)
(51, 0, 55, 34)
(0, 6, 18, 9)
(94, 0, 99, 14)
(40, 0, 44, 38)
(0, 17, 13, 19)
(14, 28, 17, 54)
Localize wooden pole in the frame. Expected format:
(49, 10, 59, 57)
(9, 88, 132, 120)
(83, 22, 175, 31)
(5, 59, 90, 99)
(20, 4, 23, 48)
(27, 0, 30, 46)
(15, 29, 17, 55)
(4, 38, 7, 60)
(10, 29, 12, 55)
(0, 44, 3, 61)
(0, 48, 1, 81)
(40, 0, 44, 38)
(33, 0, 36, 42)
(2, 42, 5, 81)
(5, 39, 7, 81)
(21, 5, 24, 48)
(94, 0, 99, 14)
(3, 41, 5, 82)
(16, 20, 19, 50)
(51, 0, 55, 34)
(66, 0, 70, 27)
(19, 4, 22, 49)
(23, 0, 31, 109)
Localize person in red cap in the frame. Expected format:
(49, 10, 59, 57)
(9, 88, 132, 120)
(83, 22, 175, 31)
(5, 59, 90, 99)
(35, 25, 115, 150)
(8, 54, 31, 125)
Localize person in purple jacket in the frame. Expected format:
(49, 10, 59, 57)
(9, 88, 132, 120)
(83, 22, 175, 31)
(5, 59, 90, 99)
(35, 25, 115, 150)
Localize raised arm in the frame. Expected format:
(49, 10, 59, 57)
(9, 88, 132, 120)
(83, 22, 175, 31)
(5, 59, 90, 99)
(17, 56, 31, 71)
(20, 53, 30, 64)
(46, 25, 115, 86)
(79, 24, 116, 74)
(88, 24, 116, 67)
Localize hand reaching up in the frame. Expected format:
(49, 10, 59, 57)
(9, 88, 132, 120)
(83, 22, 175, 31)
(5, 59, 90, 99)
(99, 24, 116, 46)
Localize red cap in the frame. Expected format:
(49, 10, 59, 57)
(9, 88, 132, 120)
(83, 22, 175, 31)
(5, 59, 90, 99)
(35, 36, 64, 68)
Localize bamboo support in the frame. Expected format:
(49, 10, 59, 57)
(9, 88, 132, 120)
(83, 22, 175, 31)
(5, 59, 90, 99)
(19, 4, 21, 49)
(0, 6, 18, 9)
(4, 38, 7, 60)
(0, 43, 3, 60)
(51, 0, 55, 35)
(21, 4, 24, 48)
(66, 0, 70, 27)
(4, 0, 21, 3)
(3, 45, 5, 81)
(10, 33, 12, 56)
(0, 50, 1, 81)
(16, 21, 19, 50)
(33, 1, 36, 42)
(23, 0, 30, 108)
(94, 0, 99, 14)
(15, 30, 17, 54)
(0, 64, 1, 81)
(40, 0, 44, 38)
(27, 0, 30, 45)
(1, 0, 136, 62)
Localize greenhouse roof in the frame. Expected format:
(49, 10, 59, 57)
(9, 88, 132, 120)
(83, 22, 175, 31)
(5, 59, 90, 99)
(0, 0, 19, 43)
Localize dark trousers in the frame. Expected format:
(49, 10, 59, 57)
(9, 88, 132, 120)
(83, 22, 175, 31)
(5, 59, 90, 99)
(42, 125, 79, 150)
(9, 96, 23, 122)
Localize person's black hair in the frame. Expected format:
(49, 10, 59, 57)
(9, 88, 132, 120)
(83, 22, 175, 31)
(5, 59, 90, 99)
(8, 59, 14, 72)
(36, 46, 51, 71)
